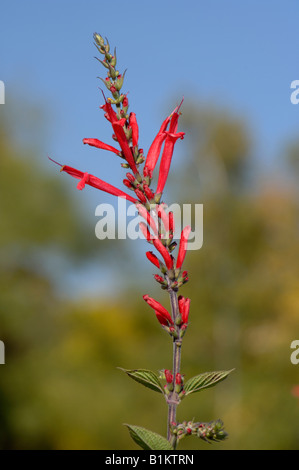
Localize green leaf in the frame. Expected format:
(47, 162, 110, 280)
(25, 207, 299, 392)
(124, 424, 173, 450)
(118, 368, 164, 394)
(184, 369, 234, 396)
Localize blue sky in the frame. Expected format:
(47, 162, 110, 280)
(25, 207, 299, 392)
(1, 0, 299, 295)
(1, 1, 298, 175)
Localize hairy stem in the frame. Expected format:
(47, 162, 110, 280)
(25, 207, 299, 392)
(167, 286, 182, 441)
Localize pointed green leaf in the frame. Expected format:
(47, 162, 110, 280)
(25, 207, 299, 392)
(124, 424, 173, 450)
(184, 369, 234, 396)
(118, 368, 164, 394)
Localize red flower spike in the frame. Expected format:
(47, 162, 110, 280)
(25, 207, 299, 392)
(165, 370, 173, 384)
(143, 294, 173, 325)
(83, 138, 120, 155)
(129, 112, 139, 148)
(176, 225, 192, 269)
(146, 251, 161, 269)
(153, 238, 173, 270)
(56, 162, 138, 203)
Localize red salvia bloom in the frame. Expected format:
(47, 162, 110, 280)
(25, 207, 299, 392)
(143, 115, 172, 178)
(129, 112, 139, 148)
(143, 294, 173, 325)
(153, 237, 173, 270)
(178, 295, 190, 324)
(176, 225, 192, 269)
(83, 138, 120, 155)
(49, 158, 137, 203)
(156, 112, 185, 195)
(146, 251, 161, 269)
(144, 104, 182, 178)
(155, 311, 171, 326)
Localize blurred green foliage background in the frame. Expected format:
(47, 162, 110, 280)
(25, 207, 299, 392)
(0, 95, 299, 450)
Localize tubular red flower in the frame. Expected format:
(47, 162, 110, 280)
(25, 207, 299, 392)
(156, 130, 185, 195)
(83, 138, 120, 155)
(176, 225, 191, 269)
(144, 104, 182, 176)
(182, 298, 190, 323)
(51, 159, 138, 203)
(144, 115, 171, 176)
(129, 112, 139, 148)
(146, 251, 161, 269)
(153, 238, 173, 270)
(178, 295, 190, 324)
(155, 311, 170, 326)
(143, 294, 173, 325)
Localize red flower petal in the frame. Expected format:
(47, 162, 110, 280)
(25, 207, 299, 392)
(146, 251, 161, 269)
(129, 112, 139, 148)
(83, 138, 120, 155)
(58, 163, 137, 203)
(152, 238, 173, 270)
(156, 130, 185, 195)
(143, 294, 173, 325)
(176, 226, 191, 269)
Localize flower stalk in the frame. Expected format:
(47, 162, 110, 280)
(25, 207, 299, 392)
(52, 33, 233, 450)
